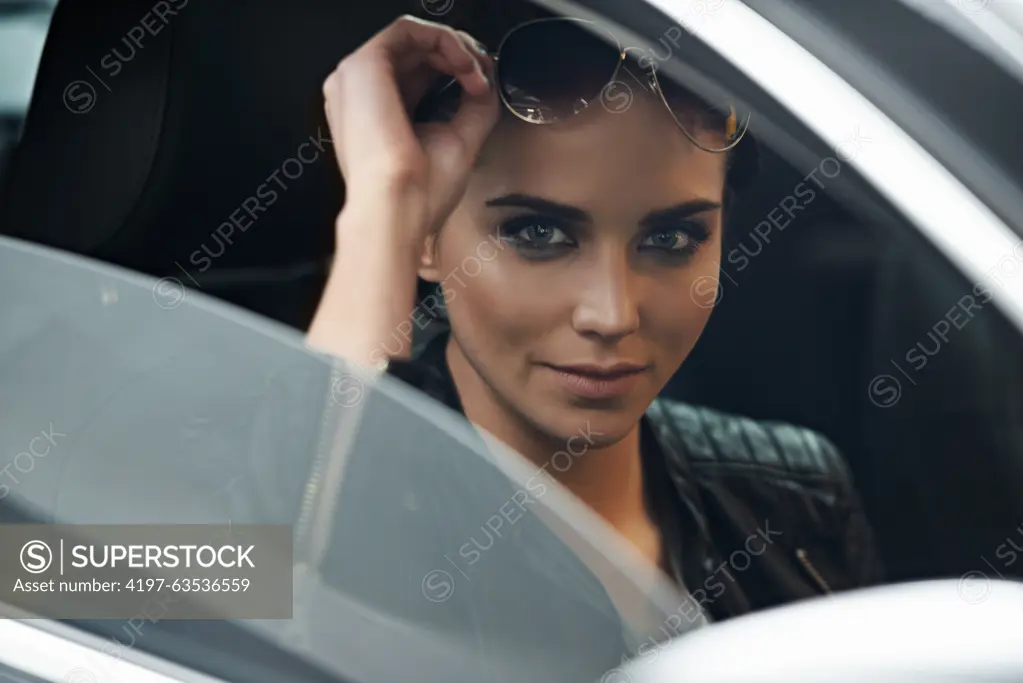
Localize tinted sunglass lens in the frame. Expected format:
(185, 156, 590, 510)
(497, 19, 621, 123)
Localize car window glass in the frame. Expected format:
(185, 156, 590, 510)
(0, 237, 697, 683)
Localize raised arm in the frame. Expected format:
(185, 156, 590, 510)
(306, 15, 498, 367)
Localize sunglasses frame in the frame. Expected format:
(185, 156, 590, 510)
(480, 16, 751, 153)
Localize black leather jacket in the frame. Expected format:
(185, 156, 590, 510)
(644, 398, 885, 619)
(384, 329, 885, 623)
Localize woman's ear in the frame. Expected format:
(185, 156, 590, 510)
(418, 233, 441, 283)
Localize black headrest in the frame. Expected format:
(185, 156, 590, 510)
(0, 0, 420, 327)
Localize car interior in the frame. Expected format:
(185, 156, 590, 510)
(1, 0, 1022, 609)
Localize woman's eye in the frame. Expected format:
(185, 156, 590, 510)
(640, 228, 696, 252)
(500, 216, 574, 249)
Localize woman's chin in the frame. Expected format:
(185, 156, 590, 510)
(532, 404, 644, 450)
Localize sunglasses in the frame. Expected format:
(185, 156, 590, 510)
(416, 16, 751, 154)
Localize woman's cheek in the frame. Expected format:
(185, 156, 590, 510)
(445, 254, 533, 350)
(649, 272, 717, 369)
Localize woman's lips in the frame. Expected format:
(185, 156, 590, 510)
(543, 363, 649, 400)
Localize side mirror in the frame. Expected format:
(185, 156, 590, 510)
(622, 579, 1023, 683)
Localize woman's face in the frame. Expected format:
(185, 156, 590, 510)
(421, 94, 728, 446)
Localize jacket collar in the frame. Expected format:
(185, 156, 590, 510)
(643, 400, 711, 541)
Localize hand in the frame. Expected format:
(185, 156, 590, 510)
(309, 16, 496, 363)
(323, 14, 499, 246)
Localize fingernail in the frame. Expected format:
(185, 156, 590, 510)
(473, 39, 488, 56)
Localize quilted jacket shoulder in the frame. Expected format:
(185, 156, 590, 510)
(644, 397, 884, 604)
(646, 398, 853, 485)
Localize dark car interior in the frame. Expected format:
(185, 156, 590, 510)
(1, 0, 1022, 600)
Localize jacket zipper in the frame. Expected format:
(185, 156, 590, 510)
(795, 548, 833, 594)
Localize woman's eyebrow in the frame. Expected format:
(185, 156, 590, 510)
(484, 194, 590, 222)
(640, 199, 722, 226)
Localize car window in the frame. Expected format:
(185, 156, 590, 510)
(0, 237, 699, 683)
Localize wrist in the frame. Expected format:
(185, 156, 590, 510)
(336, 197, 425, 261)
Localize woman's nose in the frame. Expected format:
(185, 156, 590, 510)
(570, 254, 641, 341)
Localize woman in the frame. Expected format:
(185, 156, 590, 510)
(305, 0, 882, 666)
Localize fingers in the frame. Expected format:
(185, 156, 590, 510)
(448, 30, 498, 165)
(448, 76, 500, 162)
(321, 14, 499, 196)
(456, 29, 494, 88)
(377, 16, 490, 96)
